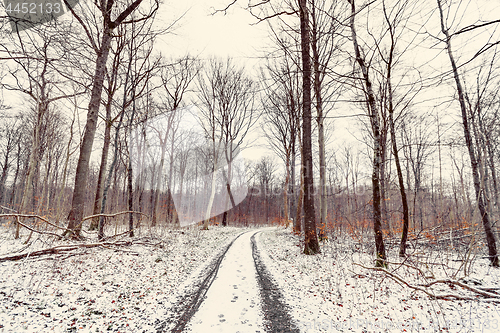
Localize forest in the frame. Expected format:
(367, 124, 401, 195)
(1, 0, 500, 332)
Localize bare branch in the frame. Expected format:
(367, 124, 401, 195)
(0, 214, 69, 239)
(81, 211, 149, 222)
(250, 10, 298, 25)
(454, 19, 500, 36)
(62, 0, 98, 52)
(212, 0, 238, 15)
(0, 214, 68, 232)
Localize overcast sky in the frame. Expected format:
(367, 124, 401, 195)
(156, 0, 269, 63)
(153, 0, 273, 162)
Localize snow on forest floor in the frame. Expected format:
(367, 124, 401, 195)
(0, 225, 253, 332)
(1, 225, 500, 332)
(257, 228, 500, 332)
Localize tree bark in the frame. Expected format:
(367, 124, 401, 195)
(311, 4, 327, 241)
(299, 0, 320, 255)
(66, 29, 112, 238)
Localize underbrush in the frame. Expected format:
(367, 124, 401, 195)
(258, 227, 500, 332)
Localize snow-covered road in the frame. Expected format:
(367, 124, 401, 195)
(184, 230, 265, 332)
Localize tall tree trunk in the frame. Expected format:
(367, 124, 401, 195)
(348, 0, 386, 267)
(90, 100, 112, 230)
(299, 0, 320, 255)
(127, 91, 137, 237)
(55, 116, 74, 224)
(166, 127, 176, 225)
(203, 140, 222, 230)
(283, 154, 290, 227)
(66, 29, 112, 238)
(221, 159, 234, 227)
(294, 144, 303, 234)
(389, 107, 410, 257)
(19, 100, 46, 240)
(0, 149, 10, 205)
(380, 2, 411, 255)
(385, 68, 410, 257)
(98, 97, 126, 240)
(311, 0, 327, 241)
(127, 152, 134, 237)
(290, 145, 297, 228)
(9, 141, 22, 210)
(437, 0, 499, 267)
(380, 142, 391, 235)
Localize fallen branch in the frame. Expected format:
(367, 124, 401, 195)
(0, 245, 80, 262)
(354, 263, 484, 301)
(0, 240, 136, 262)
(421, 279, 500, 299)
(102, 228, 137, 241)
(1, 211, 149, 240)
(0, 214, 70, 240)
(81, 211, 149, 221)
(0, 213, 70, 234)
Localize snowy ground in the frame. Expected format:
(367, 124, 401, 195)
(1, 225, 500, 332)
(257, 228, 500, 332)
(0, 225, 254, 332)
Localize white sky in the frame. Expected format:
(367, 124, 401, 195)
(156, 0, 269, 63)
(154, 0, 273, 162)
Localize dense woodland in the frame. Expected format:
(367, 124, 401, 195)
(0, 0, 500, 267)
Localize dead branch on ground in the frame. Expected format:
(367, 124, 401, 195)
(0, 240, 138, 262)
(354, 263, 500, 302)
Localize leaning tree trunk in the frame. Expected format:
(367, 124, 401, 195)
(66, 29, 113, 239)
(381, 9, 410, 256)
(437, 0, 498, 267)
(348, 0, 386, 267)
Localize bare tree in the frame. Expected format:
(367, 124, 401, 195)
(0, 22, 84, 238)
(159, 56, 200, 225)
(436, 0, 499, 266)
(297, 0, 320, 254)
(196, 57, 257, 230)
(0, 114, 21, 206)
(261, 38, 301, 229)
(64, 0, 160, 238)
(97, 20, 161, 239)
(348, 0, 387, 267)
(310, 0, 346, 240)
(89, 26, 128, 231)
(256, 156, 277, 224)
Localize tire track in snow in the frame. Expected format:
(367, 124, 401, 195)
(160, 229, 298, 332)
(251, 231, 300, 333)
(159, 230, 248, 333)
